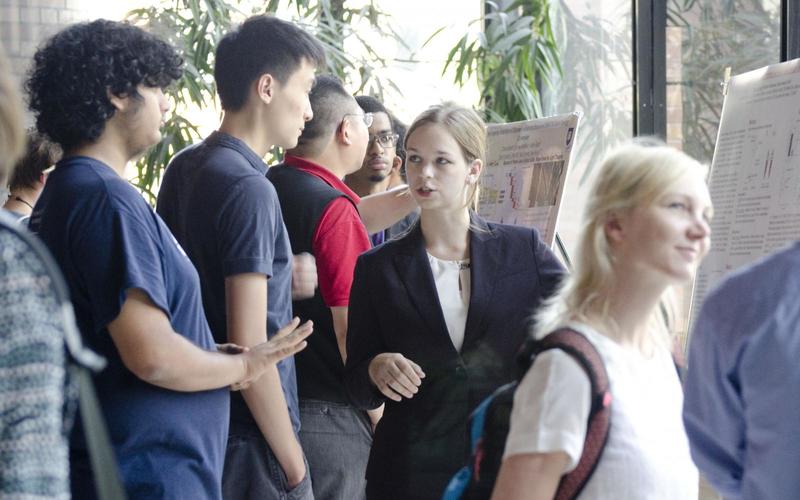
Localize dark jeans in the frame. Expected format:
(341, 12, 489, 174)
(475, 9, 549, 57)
(299, 399, 372, 500)
(222, 431, 313, 500)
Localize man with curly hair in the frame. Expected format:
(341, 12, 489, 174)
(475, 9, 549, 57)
(157, 15, 325, 500)
(26, 19, 311, 500)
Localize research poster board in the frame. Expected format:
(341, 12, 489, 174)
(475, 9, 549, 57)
(479, 113, 580, 246)
(690, 58, 800, 327)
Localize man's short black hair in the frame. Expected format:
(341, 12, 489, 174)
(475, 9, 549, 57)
(215, 15, 326, 112)
(391, 113, 408, 163)
(8, 129, 60, 191)
(26, 20, 183, 151)
(293, 74, 355, 154)
(355, 95, 388, 117)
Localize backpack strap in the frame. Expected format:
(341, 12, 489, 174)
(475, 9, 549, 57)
(527, 328, 612, 500)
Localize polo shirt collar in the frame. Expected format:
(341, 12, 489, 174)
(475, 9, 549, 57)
(283, 154, 361, 203)
(207, 131, 268, 176)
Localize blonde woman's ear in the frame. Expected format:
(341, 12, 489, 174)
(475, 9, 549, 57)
(467, 159, 482, 183)
(604, 212, 625, 243)
(471, 158, 483, 174)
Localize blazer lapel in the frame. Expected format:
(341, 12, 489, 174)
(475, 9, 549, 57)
(462, 215, 500, 351)
(393, 225, 452, 344)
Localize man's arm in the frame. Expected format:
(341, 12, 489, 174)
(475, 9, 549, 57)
(683, 301, 745, 499)
(357, 185, 416, 234)
(108, 288, 311, 392)
(226, 273, 308, 488)
(331, 305, 384, 426)
(331, 306, 348, 363)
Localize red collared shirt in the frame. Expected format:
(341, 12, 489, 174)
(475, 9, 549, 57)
(283, 155, 371, 307)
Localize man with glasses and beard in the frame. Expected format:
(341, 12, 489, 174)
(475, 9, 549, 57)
(346, 96, 418, 246)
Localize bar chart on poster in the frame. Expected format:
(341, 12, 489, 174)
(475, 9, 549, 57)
(479, 113, 580, 246)
(690, 58, 800, 327)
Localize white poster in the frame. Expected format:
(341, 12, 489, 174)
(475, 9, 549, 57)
(690, 58, 800, 326)
(479, 113, 580, 246)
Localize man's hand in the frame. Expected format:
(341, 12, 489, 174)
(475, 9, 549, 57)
(368, 353, 425, 402)
(291, 252, 318, 300)
(238, 317, 313, 388)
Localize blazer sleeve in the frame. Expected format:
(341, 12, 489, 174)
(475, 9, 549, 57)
(531, 228, 566, 301)
(344, 253, 387, 410)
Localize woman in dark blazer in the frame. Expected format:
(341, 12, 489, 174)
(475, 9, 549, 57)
(344, 103, 564, 500)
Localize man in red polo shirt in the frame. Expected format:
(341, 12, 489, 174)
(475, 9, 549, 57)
(266, 74, 374, 500)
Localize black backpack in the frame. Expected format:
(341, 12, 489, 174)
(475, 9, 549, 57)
(442, 327, 612, 500)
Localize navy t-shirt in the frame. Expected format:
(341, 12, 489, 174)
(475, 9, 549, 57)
(29, 157, 228, 499)
(157, 131, 299, 433)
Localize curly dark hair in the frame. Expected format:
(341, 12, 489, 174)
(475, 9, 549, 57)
(26, 20, 183, 151)
(391, 113, 408, 163)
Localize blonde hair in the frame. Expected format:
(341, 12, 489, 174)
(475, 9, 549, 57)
(0, 46, 26, 186)
(405, 102, 486, 211)
(535, 138, 708, 347)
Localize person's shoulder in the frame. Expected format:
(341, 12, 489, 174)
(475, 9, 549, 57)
(358, 229, 414, 265)
(0, 214, 51, 280)
(172, 137, 264, 181)
(54, 157, 143, 210)
(161, 142, 201, 180)
(483, 219, 541, 240)
(696, 242, 800, 348)
(478, 220, 548, 259)
(706, 241, 800, 308)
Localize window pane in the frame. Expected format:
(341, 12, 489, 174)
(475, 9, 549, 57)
(666, 0, 781, 161)
(665, 1, 781, 345)
(544, 0, 634, 259)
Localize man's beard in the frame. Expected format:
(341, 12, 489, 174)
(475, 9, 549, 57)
(368, 172, 388, 183)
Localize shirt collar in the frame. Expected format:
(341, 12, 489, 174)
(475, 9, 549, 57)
(207, 131, 268, 176)
(283, 154, 361, 203)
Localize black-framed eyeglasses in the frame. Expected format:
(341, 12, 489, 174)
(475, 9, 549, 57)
(368, 132, 400, 148)
(342, 112, 373, 128)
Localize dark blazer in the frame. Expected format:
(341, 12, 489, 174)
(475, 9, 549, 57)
(344, 214, 564, 499)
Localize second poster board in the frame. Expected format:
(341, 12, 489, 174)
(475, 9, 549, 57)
(479, 112, 580, 247)
(691, 58, 800, 327)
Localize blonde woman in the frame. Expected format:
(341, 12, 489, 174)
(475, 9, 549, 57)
(344, 103, 564, 500)
(492, 139, 713, 500)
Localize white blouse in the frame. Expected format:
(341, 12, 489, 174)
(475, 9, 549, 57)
(504, 322, 698, 499)
(426, 253, 471, 352)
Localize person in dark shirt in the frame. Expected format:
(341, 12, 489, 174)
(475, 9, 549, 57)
(157, 15, 325, 500)
(25, 19, 310, 499)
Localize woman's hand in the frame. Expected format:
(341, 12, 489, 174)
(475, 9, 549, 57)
(238, 317, 313, 388)
(368, 353, 425, 402)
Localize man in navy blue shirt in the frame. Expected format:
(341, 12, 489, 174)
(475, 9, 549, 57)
(26, 20, 311, 500)
(157, 15, 325, 499)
